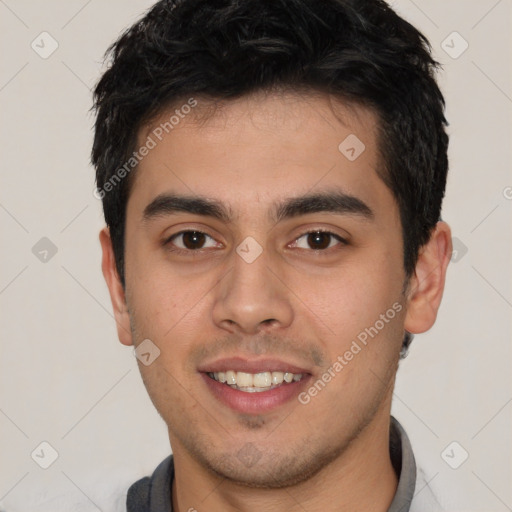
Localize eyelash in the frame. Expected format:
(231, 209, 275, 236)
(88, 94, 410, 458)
(164, 229, 348, 255)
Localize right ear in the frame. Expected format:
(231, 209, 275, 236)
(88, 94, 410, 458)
(99, 227, 133, 346)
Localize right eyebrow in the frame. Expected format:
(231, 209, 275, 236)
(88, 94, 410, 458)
(142, 193, 234, 223)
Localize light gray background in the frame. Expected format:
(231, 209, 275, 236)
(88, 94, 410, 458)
(1, 0, 511, 510)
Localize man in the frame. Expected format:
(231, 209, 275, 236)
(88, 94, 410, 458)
(92, 0, 452, 510)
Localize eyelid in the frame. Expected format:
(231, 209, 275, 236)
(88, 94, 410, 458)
(162, 226, 349, 254)
(176, 231, 215, 245)
(162, 224, 220, 244)
(289, 229, 348, 250)
(163, 229, 223, 254)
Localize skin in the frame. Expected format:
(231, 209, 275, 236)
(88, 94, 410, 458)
(100, 90, 452, 512)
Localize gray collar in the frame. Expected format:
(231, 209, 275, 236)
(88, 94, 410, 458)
(387, 416, 417, 512)
(127, 416, 416, 512)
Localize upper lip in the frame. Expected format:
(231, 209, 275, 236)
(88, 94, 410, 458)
(197, 356, 311, 375)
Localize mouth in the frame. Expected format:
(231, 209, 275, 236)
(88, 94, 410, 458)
(199, 357, 312, 414)
(207, 370, 304, 393)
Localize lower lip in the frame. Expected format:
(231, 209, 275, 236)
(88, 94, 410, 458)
(201, 373, 311, 414)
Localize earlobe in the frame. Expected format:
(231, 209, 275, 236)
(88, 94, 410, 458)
(404, 221, 452, 335)
(99, 227, 133, 346)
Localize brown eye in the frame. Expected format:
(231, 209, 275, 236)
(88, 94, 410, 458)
(181, 231, 206, 249)
(168, 231, 219, 251)
(292, 231, 346, 251)
(307, 232, 332, 250)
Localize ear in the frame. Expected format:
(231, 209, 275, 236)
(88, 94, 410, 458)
(99, 227, 133, 346)
(404, 221, 452, 334)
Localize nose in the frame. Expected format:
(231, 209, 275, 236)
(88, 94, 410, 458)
(212, 244, 294, 335)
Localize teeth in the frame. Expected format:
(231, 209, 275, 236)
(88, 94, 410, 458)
(236, 372, 253, 387)
(210, 370, 303, 391)
(253, 372, 272, 387)
(271, 371, 284, 385)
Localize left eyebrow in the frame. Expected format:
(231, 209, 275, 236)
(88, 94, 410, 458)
(142, 190, 374, 224)
(271, 191, 374, 223)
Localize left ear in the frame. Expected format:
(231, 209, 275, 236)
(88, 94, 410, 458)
(404, 221, 452, 334)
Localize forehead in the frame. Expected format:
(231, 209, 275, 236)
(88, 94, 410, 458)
(127, 91, 395, 223)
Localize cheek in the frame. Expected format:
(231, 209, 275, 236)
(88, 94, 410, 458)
(126, 266, 219, 377)
(137, 357, 193, 430)
(296, 263, 404, 418)
(292, 257, 403, 340)
(126, 249, 204, 334)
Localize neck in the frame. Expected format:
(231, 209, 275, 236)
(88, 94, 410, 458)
(170, 409, 398, 512)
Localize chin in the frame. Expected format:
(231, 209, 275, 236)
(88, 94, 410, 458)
(199, 444, 345, 489)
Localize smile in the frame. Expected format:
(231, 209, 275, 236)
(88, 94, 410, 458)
(208, 370, 304, 392)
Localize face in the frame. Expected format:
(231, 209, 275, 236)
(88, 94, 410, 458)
(101, 91, 448, 488)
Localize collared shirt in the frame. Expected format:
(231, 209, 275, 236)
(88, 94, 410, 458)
(126, 416, 443, 511)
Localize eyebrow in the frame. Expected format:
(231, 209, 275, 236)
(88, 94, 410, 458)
(272, 191, 373, 222)
(142, 191, 374, 224)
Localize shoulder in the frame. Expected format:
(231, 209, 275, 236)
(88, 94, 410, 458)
(126, 455, 174, 512)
